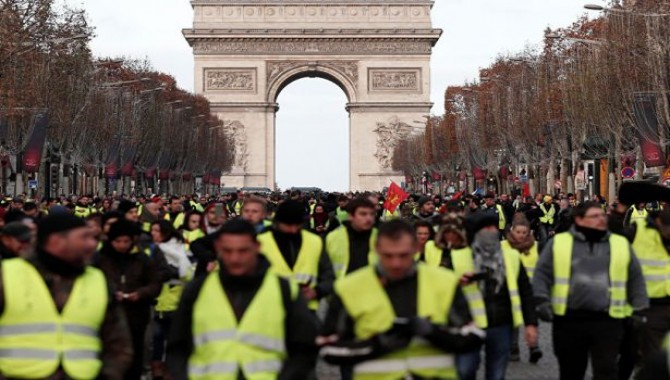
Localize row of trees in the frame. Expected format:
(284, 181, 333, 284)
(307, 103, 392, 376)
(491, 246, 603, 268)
(0, 0, 232, 196)
(394, 0, 670, 199)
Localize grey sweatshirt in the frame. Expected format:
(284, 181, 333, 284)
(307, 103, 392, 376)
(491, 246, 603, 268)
(533, 226, 649, 313)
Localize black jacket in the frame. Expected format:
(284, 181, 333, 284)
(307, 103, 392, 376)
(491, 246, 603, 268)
(166, 256, 319, 380)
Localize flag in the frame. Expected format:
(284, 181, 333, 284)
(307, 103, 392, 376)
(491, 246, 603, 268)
(384, 181, 409, 213)
(22, 113, 48, 173)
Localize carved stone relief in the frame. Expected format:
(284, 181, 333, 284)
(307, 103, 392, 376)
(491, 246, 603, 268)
(373, 117, 413, 169)
(369, 68, 420, 91)
(267, 60, 358, 86)
(205, 69, 256, 91)
(222, 120, 249, 171)
(193, 39, 433, 55)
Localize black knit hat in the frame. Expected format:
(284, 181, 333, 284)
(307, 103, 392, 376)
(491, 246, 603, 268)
(117, 200, 138, 214)
(274, 200, 306, 225)
(418, 196, 432, 207)
(37, 213, 87, 247)
(107, 219, 141, 241)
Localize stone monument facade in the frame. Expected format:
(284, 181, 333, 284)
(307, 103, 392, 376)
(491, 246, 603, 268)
(184, 0, 441, 191)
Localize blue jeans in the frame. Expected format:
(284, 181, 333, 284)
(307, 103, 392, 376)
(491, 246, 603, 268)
(457, 325, 514, 380)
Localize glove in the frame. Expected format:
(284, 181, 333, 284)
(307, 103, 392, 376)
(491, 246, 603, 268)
(410, 317, 435, 338)
(536, 302, 554, 322)
(374, 324, 412, 353)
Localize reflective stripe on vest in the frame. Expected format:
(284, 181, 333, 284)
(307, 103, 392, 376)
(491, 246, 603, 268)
(540, 204, 556, 224)
(552, 232, 630, 318)
(632, 220, 670, 298)
(450, 248, 488, 328)
(189, 270, 295, 380)
(326, 227, 378, 279)
(258, 230, 322, 310)
(0, 259, 107, 379)
(496, 204, 506, 230)
(335, 265, 458, 380)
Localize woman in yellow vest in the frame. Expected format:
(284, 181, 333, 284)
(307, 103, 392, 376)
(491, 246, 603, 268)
(413, 220, 435, 261)
(502, 214, 543, 364)
(180, 211, 205, 247)
(149, 220, 194, 380)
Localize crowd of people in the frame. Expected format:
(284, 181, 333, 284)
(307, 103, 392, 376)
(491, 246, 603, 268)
(0, 184, 668, 380)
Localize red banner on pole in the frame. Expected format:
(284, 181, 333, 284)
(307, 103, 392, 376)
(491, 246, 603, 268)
(384, 181, 409, 213)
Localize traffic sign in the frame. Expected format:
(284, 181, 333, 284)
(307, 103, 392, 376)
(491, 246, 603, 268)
(621, 167, 635, 179)
(28, 180, 38, 189)
(520, 175, 528, 183)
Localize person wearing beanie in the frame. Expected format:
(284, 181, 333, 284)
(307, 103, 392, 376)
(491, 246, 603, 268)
(0, 221, 33, 259)
(117, 200, 140, 223)
(455, 212, 538, 380)
(410, 196, 440, 226)
(93, 219, 162, 380)
(0, 213, 132, 379)
(257, 200, 335, 314)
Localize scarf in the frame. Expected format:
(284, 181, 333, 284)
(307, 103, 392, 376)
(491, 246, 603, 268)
(506, 230, 535, 254)
(471, 229, 506, 294)
(312, 212, 329, 227)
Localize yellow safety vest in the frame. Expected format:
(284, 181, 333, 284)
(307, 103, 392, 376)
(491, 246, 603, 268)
(74, 205, 91, 219)
(165, 212, 186, 230)
(383, 209, 400, 221)
(184, 229, 206, 245)
(502, 240, 539, 280)
(629, 206, 649, 225)
(455, 247, 523, 328)
(423, 240, 442, 267)
(258, 230, 323, 310)
(552, 232, 630, 318)
(539, 204, 556, 225)
(0, 259, 107, 379)
(335, 264, 458, 380)
(326, 226, 378, 279)
(335, 207, 349, 224)
(188, 270, 296, 380)
(632, 220, 670, 299)
(496, 204, 506, 230)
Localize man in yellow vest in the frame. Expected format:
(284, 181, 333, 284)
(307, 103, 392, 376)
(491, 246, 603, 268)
(481, 193, 507, 239)
(455, 213, 538, 380)
(533, 202, 648, 380)
(0, 212, 133, 379)
(166, 219, 318, 379)
(537, 195, 557, 243)
(241, 196, 273, 233)
(629, 209, 670, 362)
(165, 196, 186, 229)
(326, 197, 379, 280)
(319, 220, 485, 380)
(257, 200, 335, 312)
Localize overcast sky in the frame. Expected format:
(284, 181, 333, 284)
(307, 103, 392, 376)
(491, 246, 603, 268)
(78, 0, 597, 191)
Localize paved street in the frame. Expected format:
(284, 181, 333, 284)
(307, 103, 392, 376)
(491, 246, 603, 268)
(316, 323, 561, 380)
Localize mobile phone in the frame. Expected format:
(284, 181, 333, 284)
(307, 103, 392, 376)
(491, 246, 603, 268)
(215, 203, 224, 217)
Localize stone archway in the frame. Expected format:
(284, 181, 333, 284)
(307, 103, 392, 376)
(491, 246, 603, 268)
(184, 1, 442, 191)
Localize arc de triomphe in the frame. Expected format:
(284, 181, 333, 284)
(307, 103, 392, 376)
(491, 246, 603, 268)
(184, 0, 441, 191)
